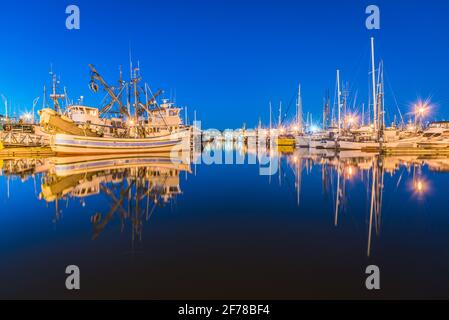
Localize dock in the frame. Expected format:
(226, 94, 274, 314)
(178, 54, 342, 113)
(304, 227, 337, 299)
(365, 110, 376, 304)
(0, 145, 55, 157)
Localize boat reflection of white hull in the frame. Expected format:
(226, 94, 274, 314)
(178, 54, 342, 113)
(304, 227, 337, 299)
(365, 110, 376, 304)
(338, 140, 380, 151)
(50, 130, 190, 155)
(383, 138, 419, 150)
(51, 154, 191, 177)
(418, 140, 449, 149)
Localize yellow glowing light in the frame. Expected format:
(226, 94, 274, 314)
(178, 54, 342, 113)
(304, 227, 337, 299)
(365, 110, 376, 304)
(128, 119, 135, 126)
(345, 114, 357, 126)
(417, 181, 423, 192)
(293, 156, 298, 163)
(293, 125, 299, 132)
(345, 165, 356, 179)
(280, 128, 285, 134)
(414, 101, 430, 117)
(414, 179, 427, 194)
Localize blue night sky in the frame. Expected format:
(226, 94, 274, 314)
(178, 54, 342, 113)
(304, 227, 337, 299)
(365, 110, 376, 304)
(0, 0, 448, 129)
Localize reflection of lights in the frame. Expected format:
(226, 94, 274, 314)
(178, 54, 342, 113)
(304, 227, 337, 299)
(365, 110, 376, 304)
(414, 179, 426, 193)
(417, 181, 423, 192)
(345, 165, 356, 179)
(411, 177, 429, 199)
(292, 156, 298, 163)
(292, 125, 299, 132)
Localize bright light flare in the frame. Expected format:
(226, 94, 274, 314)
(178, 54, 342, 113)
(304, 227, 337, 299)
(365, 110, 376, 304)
(23, 112, 32, 120)
(345, 114, 358, 126)
(411, 97, 435, 119)
(410, 177, 430, 200)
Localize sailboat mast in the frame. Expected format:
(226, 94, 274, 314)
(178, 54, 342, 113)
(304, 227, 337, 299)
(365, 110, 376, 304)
(371, 37, 378, 133)
(337, 70, 341, 134)
(296, 83, 302, 132)
(278, 101, 282, 129)
(269, 101, 272, 133)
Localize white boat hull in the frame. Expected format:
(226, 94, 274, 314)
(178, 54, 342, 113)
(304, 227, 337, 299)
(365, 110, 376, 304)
(296, 136, 310, 148)
(338, 140, 380, 151)
(309, 139, 326, 149)
(323, 139, 337, 149)
(51, 133, 183, 155)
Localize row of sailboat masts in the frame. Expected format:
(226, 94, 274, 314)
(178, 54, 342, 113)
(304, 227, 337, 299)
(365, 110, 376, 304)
(333, 37, 385, 137)
(267, 81, 304, 133)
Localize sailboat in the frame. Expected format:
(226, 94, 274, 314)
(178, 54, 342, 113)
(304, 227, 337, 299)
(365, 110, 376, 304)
(338, 38, 382, 151)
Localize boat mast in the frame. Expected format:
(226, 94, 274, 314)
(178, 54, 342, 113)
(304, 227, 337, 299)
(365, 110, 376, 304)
(371, 37, 378, 133)
(337, 70, 341, 135)
(278, 101, 282, 129)
(269, 101, 272, 133)
(361, 103, 365, 126)
(296, 83, 303, 133)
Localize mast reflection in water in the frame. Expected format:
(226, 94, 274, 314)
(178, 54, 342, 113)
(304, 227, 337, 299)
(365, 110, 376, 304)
(1, 144, 449, 299)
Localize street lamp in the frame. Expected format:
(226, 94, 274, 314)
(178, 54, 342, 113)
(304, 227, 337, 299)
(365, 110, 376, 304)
(414, 102, 429, 127)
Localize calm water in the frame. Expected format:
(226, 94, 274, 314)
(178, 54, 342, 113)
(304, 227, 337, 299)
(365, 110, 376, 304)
(1, 144, 449, 299)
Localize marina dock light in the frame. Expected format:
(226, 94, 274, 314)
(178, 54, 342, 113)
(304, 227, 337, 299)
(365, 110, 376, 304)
(416, 104, 428, 116)
(413, 100, 431, 128)
(23, 112, 32, 121)
(345, 114, 357, 128)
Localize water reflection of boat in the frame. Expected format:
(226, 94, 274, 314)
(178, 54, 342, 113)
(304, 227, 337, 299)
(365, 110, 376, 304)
(49, 153, 191, 177)
(24, 153, 192, 240)
(282, 149, 443, 257)
(40, 154, 190, 202)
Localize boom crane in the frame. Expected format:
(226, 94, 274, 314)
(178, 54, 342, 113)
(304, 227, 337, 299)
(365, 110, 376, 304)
(88, 64, 130, 117)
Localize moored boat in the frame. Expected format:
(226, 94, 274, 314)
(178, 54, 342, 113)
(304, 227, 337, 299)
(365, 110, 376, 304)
(276, 134, 296, 147)
(50, 132, 184, 155)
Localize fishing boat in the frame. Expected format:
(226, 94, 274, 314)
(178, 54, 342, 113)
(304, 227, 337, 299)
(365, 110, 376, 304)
(39, 64, 192, 155)
(50, 132, 185, 155)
